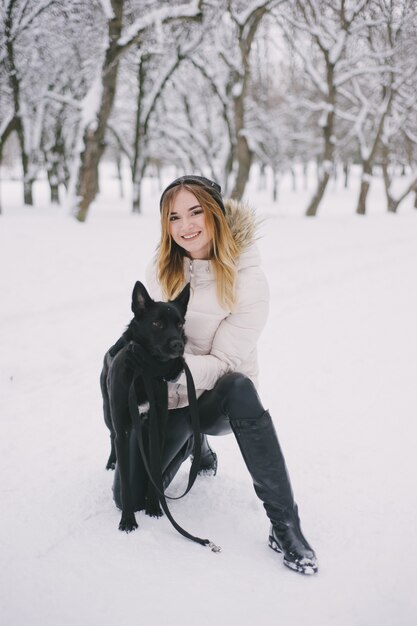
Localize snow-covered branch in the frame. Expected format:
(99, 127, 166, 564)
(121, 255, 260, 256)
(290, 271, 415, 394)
(230, 0, 283, 27)
(10, 0, 60, 42)
(117, 0, 202, 48)
(43, 92, 82, 111)
(98, 0, 114, 20)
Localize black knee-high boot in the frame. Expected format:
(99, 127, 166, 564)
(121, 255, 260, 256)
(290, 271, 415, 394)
(162, 433, 217, 489)
(162, 436, 195, 490)
(231, 410, 318, 575)
(191, 434, 218, 475)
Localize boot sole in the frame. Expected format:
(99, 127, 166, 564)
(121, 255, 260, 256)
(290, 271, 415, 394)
(192, 454, 218, 476)
(198, 467, 217, 476)
(268, 535, 318, 576)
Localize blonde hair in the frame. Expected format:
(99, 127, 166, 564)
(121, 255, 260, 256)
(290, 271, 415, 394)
(158, 184, 239, 310)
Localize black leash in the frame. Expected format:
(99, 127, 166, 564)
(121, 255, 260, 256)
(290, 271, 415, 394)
(128, 357, 221, 552)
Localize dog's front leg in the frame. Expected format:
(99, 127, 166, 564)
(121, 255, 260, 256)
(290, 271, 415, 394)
(114, 427, 138, 532)
(109, 358, 139, 533)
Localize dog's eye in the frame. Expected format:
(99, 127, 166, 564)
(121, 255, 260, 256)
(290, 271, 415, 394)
(177, 322, 183, 329)
(152, 320, 163, 328)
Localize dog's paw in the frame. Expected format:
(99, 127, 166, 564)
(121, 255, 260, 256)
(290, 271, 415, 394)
(145, 503, 163, 518)
(119, 514, 138, 533)
(106, 452, 117, 470)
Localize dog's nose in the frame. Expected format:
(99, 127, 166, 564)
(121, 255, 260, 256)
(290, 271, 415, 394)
(169, 339, 184, 354)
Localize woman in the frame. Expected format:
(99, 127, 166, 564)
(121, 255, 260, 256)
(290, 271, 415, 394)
(114, 174, 318, 575)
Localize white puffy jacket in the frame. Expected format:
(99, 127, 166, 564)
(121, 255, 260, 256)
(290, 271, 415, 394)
(146, 200, 269, 409)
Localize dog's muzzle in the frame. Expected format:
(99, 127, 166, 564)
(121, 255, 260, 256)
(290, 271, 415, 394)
(168, 339, 185, 356)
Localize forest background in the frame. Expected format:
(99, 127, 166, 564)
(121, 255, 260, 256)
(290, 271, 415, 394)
(1, 0, 417, 220)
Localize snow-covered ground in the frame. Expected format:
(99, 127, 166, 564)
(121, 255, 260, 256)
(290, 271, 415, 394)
(1, 167, 416, 626)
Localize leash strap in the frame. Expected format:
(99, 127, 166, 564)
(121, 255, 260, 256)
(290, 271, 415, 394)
(128, 359, 220, 551)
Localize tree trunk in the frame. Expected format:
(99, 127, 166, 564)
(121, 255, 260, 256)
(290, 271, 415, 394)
(381, 150, 397, 213)
(47, 165, 60, 204)
(75, 1, 124, 222)
(305, 59, 336, 217)
(258, 163, 266, 190)
(116, 153, 124, 198)
(0, 118, 17, 162)
(383, 165, 417, 213)
(343, 161, 350, 188)
(50, 184, 60, 204)
(305, 145, 333, 219)
(387, 198, 398, 213)
(23, 179, 33, 205)
(21, 142, 34, 205)
(272, 168, 279, 202)
(356, 162, 372, 215)
(131, 54, 146, 214)
(290, 167, 296, 191)
(231, 131, 252, 200)
(230, 8, 267, 200)
(356, 90, 392, 216)
(75, 126, 103, 221)
(132, 180, 141, 213)
(231, 76, 252, 200)
(306, 171, 331, 217)
(132, 155, 149, 213)
(316, 158, 321, 185)
(5, 2, 33, 206)
(303, 163, 308, 190)
(223, 150, 234, 196)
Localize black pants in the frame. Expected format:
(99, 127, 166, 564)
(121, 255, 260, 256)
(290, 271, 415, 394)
(113, 372, 265, 509)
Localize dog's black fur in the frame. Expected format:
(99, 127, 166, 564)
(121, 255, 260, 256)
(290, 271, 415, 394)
(100, 280, 190, 532)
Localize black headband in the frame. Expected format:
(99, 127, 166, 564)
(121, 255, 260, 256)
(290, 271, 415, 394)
(159, 175, 226, 215)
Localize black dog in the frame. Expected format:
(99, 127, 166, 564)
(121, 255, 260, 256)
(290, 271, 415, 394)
(100, 280, 190, 532)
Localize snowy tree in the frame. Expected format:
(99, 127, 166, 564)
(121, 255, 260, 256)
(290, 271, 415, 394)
(34, 3, 104, 204)
(246, 21, 323, 202)
(224, 0, 287, 199)
(0, 0, 104, 206)
(0, 0, 62, 204)
(275, 0, 373, 216)
(72, 0, 203, 222)
(379, 4, 417, 214)
(343, 0, 417, 214)
(107, 12, 205, 213)
(147, 56, 231, 185)
(105, 0, 283, 205)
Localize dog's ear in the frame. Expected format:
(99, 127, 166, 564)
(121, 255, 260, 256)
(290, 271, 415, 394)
(172, 282, 190, 317)
(132, 281, 153, 316)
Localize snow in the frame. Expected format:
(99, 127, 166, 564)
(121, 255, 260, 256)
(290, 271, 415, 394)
(118, 1, 202, 48)
(329, 31, 346, 65)
(231, 82, 243, 98)
(11, 0, 58, 41)
(1, 167, 417, 626)
(98, 0, 114, 20)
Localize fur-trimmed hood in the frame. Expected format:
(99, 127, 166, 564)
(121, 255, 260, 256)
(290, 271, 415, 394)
(224, 199, 260, 256)
(222, 199, 263, 271)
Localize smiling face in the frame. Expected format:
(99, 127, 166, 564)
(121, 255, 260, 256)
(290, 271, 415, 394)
(168, 188, 213, 260)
